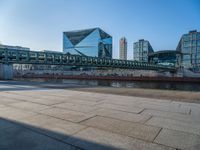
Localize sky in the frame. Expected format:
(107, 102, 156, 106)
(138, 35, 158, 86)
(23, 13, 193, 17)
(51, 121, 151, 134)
(0, 0, 200, 59)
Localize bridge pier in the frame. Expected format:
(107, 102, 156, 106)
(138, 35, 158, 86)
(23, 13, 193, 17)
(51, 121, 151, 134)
(0, 64, 13, 80)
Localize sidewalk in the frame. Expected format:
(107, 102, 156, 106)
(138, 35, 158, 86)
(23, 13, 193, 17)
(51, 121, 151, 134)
(0, 81, 200, 150)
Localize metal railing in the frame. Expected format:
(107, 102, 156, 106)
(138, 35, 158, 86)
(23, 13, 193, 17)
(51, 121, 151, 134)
(0, 48, 176, 71)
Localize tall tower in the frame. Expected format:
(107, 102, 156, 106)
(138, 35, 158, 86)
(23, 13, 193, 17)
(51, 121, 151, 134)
(119, 37, 127, 60)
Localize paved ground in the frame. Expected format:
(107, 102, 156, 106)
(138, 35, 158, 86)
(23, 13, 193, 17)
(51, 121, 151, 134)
(73, 87, 200, 104)
(0, 81, 200, 150)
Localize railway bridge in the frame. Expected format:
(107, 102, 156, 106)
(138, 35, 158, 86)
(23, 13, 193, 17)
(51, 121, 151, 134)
(0, 48, 176, 79)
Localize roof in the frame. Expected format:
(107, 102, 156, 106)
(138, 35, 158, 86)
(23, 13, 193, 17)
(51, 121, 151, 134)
(63, 28, 112, 45)
(149, 50, 180, 56)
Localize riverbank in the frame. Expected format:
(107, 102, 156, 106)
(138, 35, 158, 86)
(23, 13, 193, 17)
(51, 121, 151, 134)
(1, 79, 200, 104)
(71, 87, 200, 104)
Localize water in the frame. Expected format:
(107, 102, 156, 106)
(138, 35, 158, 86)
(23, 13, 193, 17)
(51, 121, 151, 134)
(18, 78, 200, 92)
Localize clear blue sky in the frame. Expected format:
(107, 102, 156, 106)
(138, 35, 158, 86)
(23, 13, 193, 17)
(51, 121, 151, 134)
(0, 0, 200, 59)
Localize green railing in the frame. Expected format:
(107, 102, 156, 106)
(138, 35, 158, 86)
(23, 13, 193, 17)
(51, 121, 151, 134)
(0, 48, 176, 71)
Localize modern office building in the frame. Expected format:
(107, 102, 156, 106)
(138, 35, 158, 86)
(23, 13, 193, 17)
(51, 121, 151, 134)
(119, 37, 127, 60)
(133, 39, 154, 62)
(176, 30, 200, 71)
(63, 28, 112, 58)
(149, 50, 180, 67)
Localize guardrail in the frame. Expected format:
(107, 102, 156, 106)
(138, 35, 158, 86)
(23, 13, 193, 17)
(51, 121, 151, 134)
(0, 48, 176, 71)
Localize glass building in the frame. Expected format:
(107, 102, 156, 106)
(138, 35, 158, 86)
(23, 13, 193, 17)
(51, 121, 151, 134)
(119, 37, 127, 60)
(176, 30, 200, 72)
(133, 39, 154, 62)
(63, 28, 112, 58)
(149, 50, 180, 67)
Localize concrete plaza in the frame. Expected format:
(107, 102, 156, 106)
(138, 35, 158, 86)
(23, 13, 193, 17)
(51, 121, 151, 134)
(0, 81, 200, 150)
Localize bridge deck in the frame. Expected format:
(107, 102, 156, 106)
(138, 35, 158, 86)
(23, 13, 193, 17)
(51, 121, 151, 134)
(0, 48, 175, 71)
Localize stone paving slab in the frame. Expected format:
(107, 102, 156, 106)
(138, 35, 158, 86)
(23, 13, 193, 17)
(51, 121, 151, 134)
(0, 92, 33, 101)
(154, 128, 200, 150)
(81, 116, 161, 142)
(98, 102, 144, 114)
(25, 98, 65, 106)
(102, 96, 171, 106)
(19, 114, 86, 140)
(54, 102, 99, 113)
(56, 98, 102, 106)
(64, 127, 175, 150)
(141, 109, 200, 123)
(4, 92, 67, 105)
(103, 97, 190, 114)
(146, 116, 200, 135)
(0, 98, 22, 105)
(8, 102, 51, 112)
(93, 108, 151, 123)
(40, 107, 96, 123)
(138, 103, 191, 114)
(0, 106, 37, 121)
(0, 124, 79, 150)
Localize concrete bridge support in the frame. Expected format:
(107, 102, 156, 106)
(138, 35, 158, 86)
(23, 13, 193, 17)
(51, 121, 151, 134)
(0, 64, 13, 80)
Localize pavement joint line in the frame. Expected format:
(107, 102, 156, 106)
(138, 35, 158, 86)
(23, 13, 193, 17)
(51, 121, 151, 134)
(138, 108, 148, 114)
(77, 115, 98, 124)
(0, 96, 35, 103)
(152, 141, 178, 150)
(97, 115, 153, 125)
(152, 127, 163, 142)
(147, 120, 200, 136)
(69, 126, 89, 136)
(146, 108, 190, 115)
(152, 131, 187, 150)
(80, 115, 163, 142)
(36, 112, 89, 124)
(143, 115, 153, 124)
(7, 100, 55, 107)
(98, 106, 142, 115)
(137, 108, 146, 114)
(82, 124, 162, 144)
(6, 104, 53, 113)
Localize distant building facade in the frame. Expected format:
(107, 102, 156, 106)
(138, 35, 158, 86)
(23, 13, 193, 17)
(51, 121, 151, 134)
(133, 39, 154, 62)
(176, 30, 200, 72)
(149, 50, 180, 67)
(63, 28, 112, 58)
(0, 44, 30, 51)
(119, 37, 127, 60)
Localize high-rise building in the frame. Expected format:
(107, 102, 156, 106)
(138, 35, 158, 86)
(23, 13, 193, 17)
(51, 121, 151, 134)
(133, 39, 154, 62)
(119, 37, 127, 60)
(176, 30, 200, 71)
(63, 28, 112, 58)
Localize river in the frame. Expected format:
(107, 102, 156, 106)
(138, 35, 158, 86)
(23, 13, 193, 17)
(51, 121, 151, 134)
(16, 78, 200, 92)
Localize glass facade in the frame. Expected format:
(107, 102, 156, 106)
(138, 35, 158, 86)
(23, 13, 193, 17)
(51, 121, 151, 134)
(176, 30, 200, 71)
(133, 39, 154, 62)
(63, 28, 112, 58)
(149, 50, 180, 67)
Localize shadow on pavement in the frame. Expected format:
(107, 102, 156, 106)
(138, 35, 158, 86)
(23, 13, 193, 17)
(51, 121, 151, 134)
(0, 117, 120, 150)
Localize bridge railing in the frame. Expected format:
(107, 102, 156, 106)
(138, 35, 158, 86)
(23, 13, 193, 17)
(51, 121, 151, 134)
(0, 48, 175, 71)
